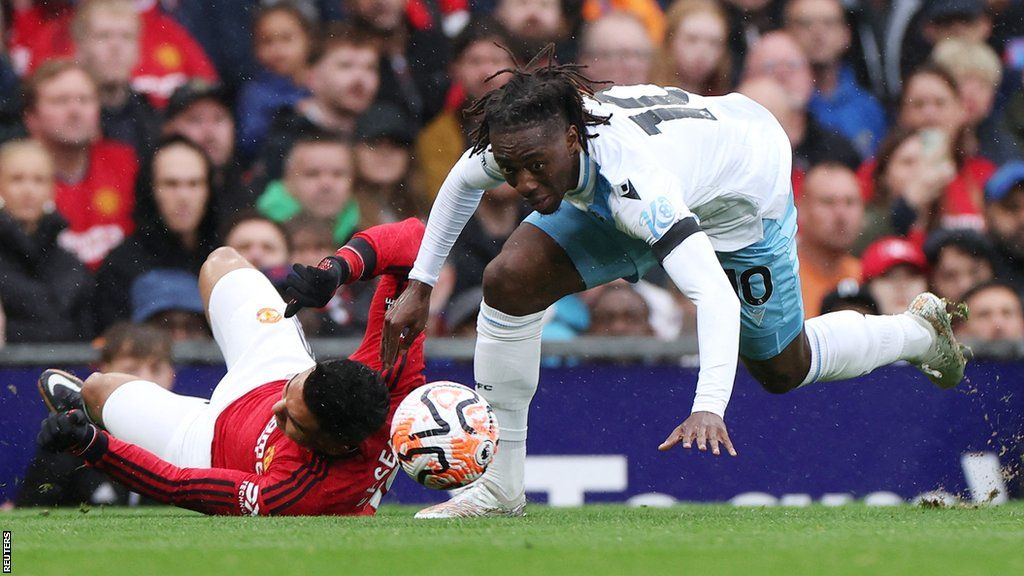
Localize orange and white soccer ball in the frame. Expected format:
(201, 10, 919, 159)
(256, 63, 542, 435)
(390, 381, 499, 490)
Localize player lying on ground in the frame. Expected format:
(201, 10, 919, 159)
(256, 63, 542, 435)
(36, 219, 426, 516)
(380, 48, 967, 518)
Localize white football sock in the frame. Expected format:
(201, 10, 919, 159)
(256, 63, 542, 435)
(473, 300, 545, 501)
(801, 310, 934, 386)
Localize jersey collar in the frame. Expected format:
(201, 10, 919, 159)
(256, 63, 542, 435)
(567, 151, 597, 197)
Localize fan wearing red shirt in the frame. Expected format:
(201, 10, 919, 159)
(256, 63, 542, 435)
(18, 0, 218, 108)
(37, 218, 427, 516)
(23, 60, 138, 269)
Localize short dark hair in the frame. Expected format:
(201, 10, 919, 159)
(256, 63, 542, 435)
(221, 209, 293, 254)
(452, 16, 510, 61)
(303, 359, 388, 445)
(923, 229, 995, 267)
(308, 23, 379, 66)
(466, 44, 610, 156)
(960, 280, 1023, 307)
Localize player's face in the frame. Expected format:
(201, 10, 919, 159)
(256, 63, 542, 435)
(490, 121, 580, 215)
(273, 369, 353, 455)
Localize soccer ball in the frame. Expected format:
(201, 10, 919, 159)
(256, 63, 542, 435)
(390, 381, 499, 490)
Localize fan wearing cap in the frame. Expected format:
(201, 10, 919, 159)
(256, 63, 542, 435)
(129, 270, 210, 342)
(983, 161, 1024, 294)
(353, 103, 426, 229)
(861, 236, 929, 315)
(163, 80, 254, 226)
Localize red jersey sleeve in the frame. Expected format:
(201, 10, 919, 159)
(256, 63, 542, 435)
(83, 431, 361, 516)
(334, 219, 427, 395)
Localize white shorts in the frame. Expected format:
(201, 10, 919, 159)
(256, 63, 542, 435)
(103, 268, 316, 467)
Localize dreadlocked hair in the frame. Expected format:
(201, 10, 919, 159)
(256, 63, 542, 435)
(466, 44, 611, 156)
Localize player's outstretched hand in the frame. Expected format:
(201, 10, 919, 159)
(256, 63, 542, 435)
(37, 410, 98, 454)
(658, 411, 737, 457)
(283, 256, 348, 318)
(381, 280, 432, 371)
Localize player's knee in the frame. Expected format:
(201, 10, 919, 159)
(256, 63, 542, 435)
(81, 373, 117, 417)
(202, 246, 246, 273)
(482, 257, 532, 314)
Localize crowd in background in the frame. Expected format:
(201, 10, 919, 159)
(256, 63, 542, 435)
(1, 0, 1024, 354)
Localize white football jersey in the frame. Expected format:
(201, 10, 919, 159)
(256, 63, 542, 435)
(469, 85, 793, 253)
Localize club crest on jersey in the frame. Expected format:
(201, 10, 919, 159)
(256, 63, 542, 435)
(257, 308, 282, 324)
(639, 197, 676, 240)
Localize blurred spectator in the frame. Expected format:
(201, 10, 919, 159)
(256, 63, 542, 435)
(955, 280, 1024, 342)
(650, 0, 731, 96)
(130, 269, 210, 341)
(495, 0, 575, 61)
(0, 139, 94, 343)
(254, 24, 379, 185)
(17, 321, 174, 508)
(783, 0, 886, 159)
(882, 65, 995, 233)
(983, 161, 1024, 293)
(237, 2, 314, 161)
(284, 211, 336, 267)
(95, 137, 218, 331)
(581, 0, 664, 43)
(348, 0, 450, 125)
(73, 0, 160, 159)
(449, 183, 528, 299)
(579, 11, 654, 87)
(0, 46, 22, 143)
(163, 81, 254, 226)
(861, 236, 929, 314)
(258, 133, 359, 245)
(23, 60, 139, 269)
(97, 321, 176, 386)
(860, 127, 957, 247)
(223, 210, 292, 295)
(909, 0, 992, 81)
(223, 212, 291, 270)
(722, 0, 781, 79)
(18, 0, 220, 108)
(416, 17, 513, 199)
(796, 162, 864, 318)
(586, 283, 654, 337)
(741, 32, 861, 173)
(931, 38, 1021, 165)
(282, 211, 370, 337)
(923, 228, 995, 303)
(353, 103, 426, 228)
(0, 296, 5, 348)
(820, 279, 879, 315)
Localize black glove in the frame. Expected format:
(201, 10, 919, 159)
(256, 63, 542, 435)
(37, 410, 98, 454)
(284, 256, 349, 318)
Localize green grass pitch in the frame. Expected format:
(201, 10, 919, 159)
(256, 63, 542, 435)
(3, 504, 1024, 576)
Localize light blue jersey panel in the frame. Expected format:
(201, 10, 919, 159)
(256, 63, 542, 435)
(525, 173, 658, 288)
(525, 188, 804, 361)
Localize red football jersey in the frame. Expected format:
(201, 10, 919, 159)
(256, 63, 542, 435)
(19, 7, 218, 108)
(54, 140, 139, 269)
(85, 219, 427, 516)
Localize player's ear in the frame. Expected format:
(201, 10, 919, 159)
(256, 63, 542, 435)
(565, 124, 580, 153)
